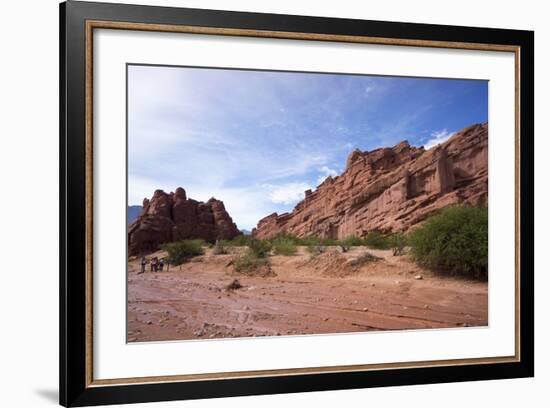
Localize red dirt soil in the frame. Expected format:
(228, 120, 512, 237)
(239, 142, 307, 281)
(127, 246, 487, 342)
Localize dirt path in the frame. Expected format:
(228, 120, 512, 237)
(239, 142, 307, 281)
(127, 247, 487, 342)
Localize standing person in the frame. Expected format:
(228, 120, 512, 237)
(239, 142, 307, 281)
(139, 256, 147, 274)
(150, 257, 157, 272)
(159, 258, 164, 272)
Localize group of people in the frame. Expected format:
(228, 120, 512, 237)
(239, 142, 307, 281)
(139, 256, 167, 274)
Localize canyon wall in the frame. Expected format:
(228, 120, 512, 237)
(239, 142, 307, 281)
(253, 123, 488, 239)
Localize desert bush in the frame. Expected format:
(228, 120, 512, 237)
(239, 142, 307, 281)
(212, 240, 228, 255)
(408, 206, 488, 280)
(228, 234, 252, 246)
(233, 250, 270, 272)
(340, 235, 365, 247)
(271, 237, 298, 256)
(388, 233, 408, 256)
(161, 239, 204, 266)
(300, 236, 321, 246)
(269, 233, 302, 245)
(339, 235, 364, 252)
(247, 238, 272, 258)
(363, 231, 391, 249)
(300, 236, 339, 246)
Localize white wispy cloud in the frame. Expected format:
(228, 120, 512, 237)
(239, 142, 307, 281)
(317, 165, 339, 184)
(264, 182, 312, 206)
(364, 84, 376, 95)
(424, 129, 455, 149)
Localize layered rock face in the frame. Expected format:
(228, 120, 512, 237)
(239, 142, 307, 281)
(253, 123, 488, 239)
(128, 187, 241, 255)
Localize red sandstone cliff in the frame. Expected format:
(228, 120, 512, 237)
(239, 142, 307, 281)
(253, 123, 488, 240)
(128, 187, 241, 255)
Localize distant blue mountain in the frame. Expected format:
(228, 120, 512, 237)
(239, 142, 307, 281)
(128, 205, 142, 225)
(240, 229, 252, 236)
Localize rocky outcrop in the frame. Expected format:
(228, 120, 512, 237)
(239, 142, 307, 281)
(128, 187, 241, 255)
(253, 123, 488, 239)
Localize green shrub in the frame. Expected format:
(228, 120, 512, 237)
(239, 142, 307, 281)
(233, 250, 270, 272)
(247, 238, 272, 258)
(388, 233, 408, 256)
(228, 235, 252, 246)
(363, 231, 391, 249)
(300, 236, 339, 246)
(408, 206, 488, 280)
(271, 237, 298, 256)
(340, 235, 365, 247)
(299, 236, 319, 246)
(270, 233, 302, 245)
(161, 239, 204, 265)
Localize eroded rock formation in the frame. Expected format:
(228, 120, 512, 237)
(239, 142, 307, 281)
(253, 123, 488, 239)
(128, 187, 241, 255)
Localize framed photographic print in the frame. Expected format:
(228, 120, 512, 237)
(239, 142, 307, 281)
(59, 1, 534, 406)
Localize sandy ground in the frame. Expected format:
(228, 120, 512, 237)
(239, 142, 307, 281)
(127, 246, 488, 342)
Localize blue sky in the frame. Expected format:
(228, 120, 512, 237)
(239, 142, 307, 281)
(128, 65, 488, 230)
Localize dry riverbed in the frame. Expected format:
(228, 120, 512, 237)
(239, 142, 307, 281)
(127, 246, 488, 342)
